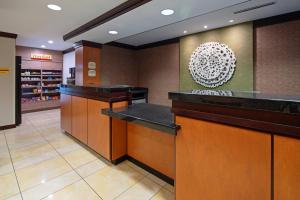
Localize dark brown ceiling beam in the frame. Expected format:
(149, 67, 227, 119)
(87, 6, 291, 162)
(0, 31, 17, 39)
(63, 0, 152, 41)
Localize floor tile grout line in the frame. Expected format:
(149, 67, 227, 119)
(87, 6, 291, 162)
(35, 127, 105, 200)
(4, 132, 24, 200)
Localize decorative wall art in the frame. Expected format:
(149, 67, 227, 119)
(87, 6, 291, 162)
(188, 42, 236, 88)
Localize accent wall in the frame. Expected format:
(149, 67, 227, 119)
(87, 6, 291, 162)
(180, 22, 254, 91)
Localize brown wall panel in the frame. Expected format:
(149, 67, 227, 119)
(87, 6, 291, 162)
(16, 46, 63, 62)
(101, 45, 138, 86)
(60, 94, 72, 133)
(175, 116, 271, 200)
(127, 123, 175, 179)
(71, 96, 88, 144)
(87, 99, 110, 159)
(255, 19, 300, 94)
(274, 135, 300, 200)
(136, 43, 180, 106)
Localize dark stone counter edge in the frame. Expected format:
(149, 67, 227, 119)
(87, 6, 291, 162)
(102, 109, 179, 135)
(60, 84, 131, 93)
(60, 89, 130, 103)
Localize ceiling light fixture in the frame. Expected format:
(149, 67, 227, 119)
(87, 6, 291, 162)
(229, 20, 234, 23)
(41, 45, 46, 48)
(183, 30, 188, 34)
(48, 40, 54, 44)
(47, 4, 62, 11)
(161, 9, 174, 16)
(204, 25, 208, 29)
(108, 30, 118, 35)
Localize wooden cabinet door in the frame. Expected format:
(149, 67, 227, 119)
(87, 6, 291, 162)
(60, 94, 72, 133)
(87, 99, 110, 159)
(71, 96, 88, 144)
(274, 136, 300, 200)
(176, 116, 271, 200)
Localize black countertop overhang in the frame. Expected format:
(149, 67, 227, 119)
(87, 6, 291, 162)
(102, 103, 179, 135)
(168, 90, 300, 138)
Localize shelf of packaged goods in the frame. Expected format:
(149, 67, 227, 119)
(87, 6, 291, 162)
(42, 75, 62, 77)
(22, 92, 41, 96)
(22, 86, 42, 89)
(42, 79, 62, 82)
(21, 75, 41, 77)
(42, 86, 60, 88)
(42, 91, 60, 95)
(21, 80, 41, 82)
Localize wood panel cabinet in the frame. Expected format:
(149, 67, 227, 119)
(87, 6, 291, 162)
(175, 116, 271, 200)
(60, 94, 72, 133)
(71, 96, 88, 144)
(87, 99, 110, 159)
(274, 136, 300, 200)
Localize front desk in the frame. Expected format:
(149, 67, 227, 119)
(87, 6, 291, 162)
(169, 90, 300, 200)
(60, 84, 130, 161)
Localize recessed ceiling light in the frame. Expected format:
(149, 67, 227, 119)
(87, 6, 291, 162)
(47, 4, 62, 11)
(204, 25, 208, 29)
(108, 30, 118, 35)
(183, 30, 188, 34)
(41, 45, 46, 48)
(161, 9, 174, 16)
(48, 40, 54, 44)
(229, 19, 234, 23)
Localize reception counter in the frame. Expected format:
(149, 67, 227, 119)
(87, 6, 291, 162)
(169, 90, 300, 200)
(60, 84, 130, 161)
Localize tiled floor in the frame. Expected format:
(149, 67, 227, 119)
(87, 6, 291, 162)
(0, 109, 174, 200)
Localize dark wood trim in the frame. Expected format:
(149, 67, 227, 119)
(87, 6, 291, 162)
(111, 155, 128, 165)
(63, 0, 152, 41)
(106, 42, 138, 50)
(136, 38, 180, 50)
(22, 106, 61, 114)
(62, 47, 75, 54)
(127, 156, 174, 185)
(172, 101, 300, 139)
(0, 124, 16, 130)
(73, 40, 102, 49)
(254, 10, 300, 27)
(0, 31, 17, 39)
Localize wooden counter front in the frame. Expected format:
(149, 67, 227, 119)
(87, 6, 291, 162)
(127, 123, 175, 179)
(176, 116, 271, 200)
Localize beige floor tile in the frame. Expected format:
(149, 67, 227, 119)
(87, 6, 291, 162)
(0, 172, 20, 199)
(163, 183, 175, 193)
(11, 143, 58, 170)
(22, 171, 81, 200)
(0, 155, 14, 176)
(42, 180, 101, 200)
(124, 160, 150, 176)
(0, 134, 6, 147)
(5, 193, 22, 200)
(151, 188, 175, 200)
(16, 156, 72, 191)
(147, 174, 167, 187)
(85, 163, 145, 200)
(75, 159, 109, 178)
(62, 148, 97, 169)
(7, 134, 46, 150)
(115, 177, 161, 200)
(48, 137, 81, 155)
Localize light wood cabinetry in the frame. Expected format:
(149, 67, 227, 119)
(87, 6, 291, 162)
(274, 136, 300, 200)
(175, 116, 271, 200)
(60, 94, 72, 133)
(87, 99, 110, 159)
(71, 96, 88, 144)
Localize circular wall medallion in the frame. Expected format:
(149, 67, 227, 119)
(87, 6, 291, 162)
(188, 42, 236, 88)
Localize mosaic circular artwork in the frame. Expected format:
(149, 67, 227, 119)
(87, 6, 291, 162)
(188, 42, 236, 88)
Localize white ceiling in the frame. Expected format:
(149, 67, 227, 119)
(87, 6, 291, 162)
(0, 0, 299, 50)
(0, 0, 126, 50)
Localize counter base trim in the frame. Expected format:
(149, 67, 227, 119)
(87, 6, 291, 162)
(127, 156, 174, 185)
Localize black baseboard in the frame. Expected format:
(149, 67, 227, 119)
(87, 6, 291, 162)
(111, 155, 128, 165)
(0, 124, 16, 131)
(127, 156, 174, 185)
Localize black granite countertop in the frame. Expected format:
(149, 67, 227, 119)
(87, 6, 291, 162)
(60, 84, 131, 94)
(102, 103, 179, 135)
(169, 90, 300, 115)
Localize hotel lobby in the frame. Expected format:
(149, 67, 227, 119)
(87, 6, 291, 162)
(0, 0, 300, 200)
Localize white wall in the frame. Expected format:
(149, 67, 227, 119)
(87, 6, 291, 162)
(63, 51, 75, 84)
(0, 37, 16, 126)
